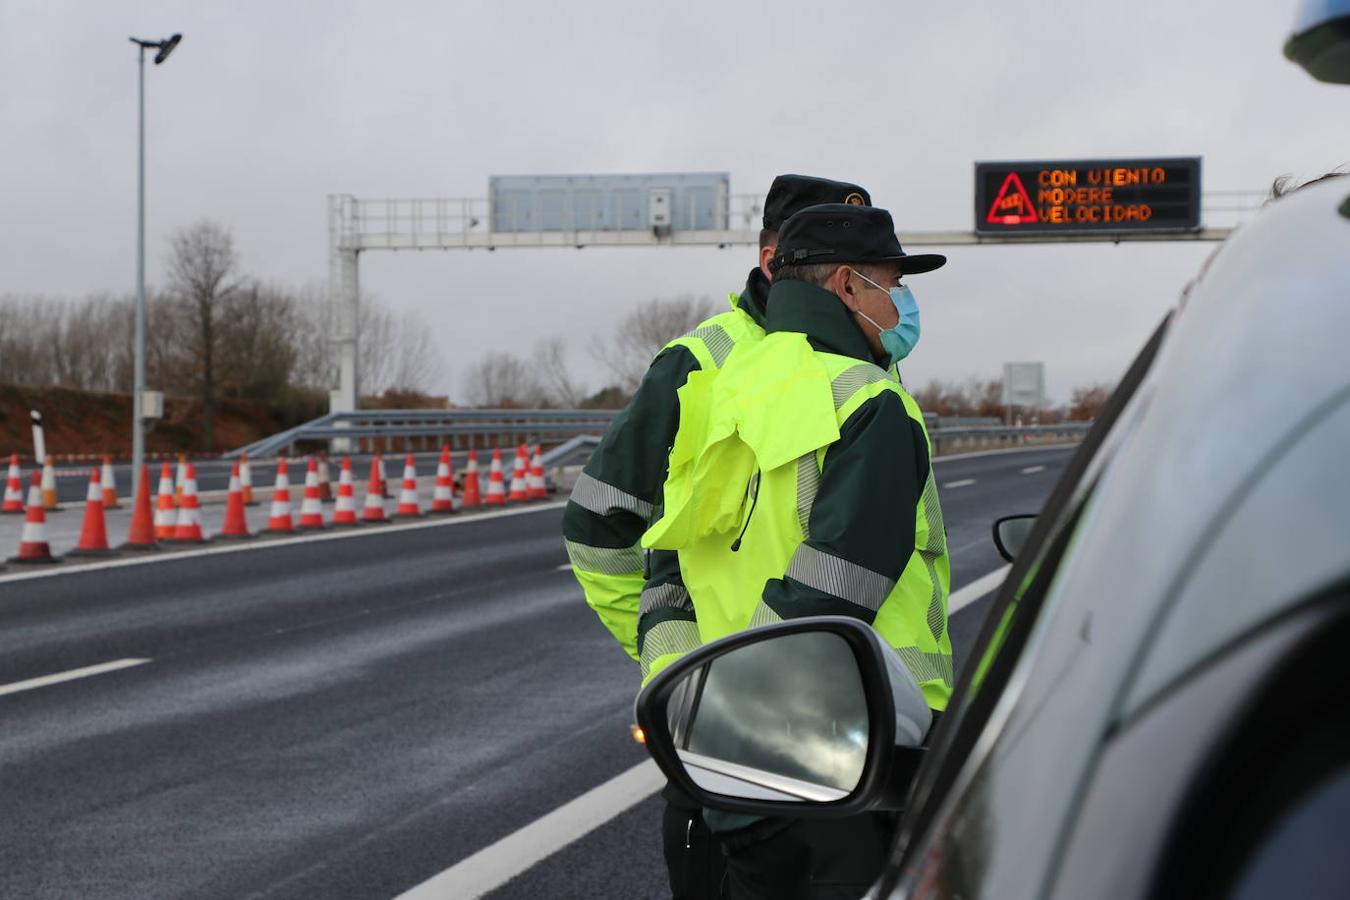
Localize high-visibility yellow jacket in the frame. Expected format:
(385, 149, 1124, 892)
(641, 279, 953, 710)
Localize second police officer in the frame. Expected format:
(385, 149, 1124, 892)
(562, 176, 874, 898)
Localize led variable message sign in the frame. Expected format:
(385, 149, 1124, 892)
(975, 158, 1201, 234)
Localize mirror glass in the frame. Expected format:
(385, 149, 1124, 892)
(993, 514, 1037, 562)
(668, 630, 869, 802)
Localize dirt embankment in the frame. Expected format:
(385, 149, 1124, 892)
(0, 384, 285, 461)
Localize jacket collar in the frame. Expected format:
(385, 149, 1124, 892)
(764, 278, 881, 365)
(734, 267, 770, 326)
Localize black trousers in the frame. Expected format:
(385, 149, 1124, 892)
(718, 812, 895, 900)
(662, 784, 727, 899)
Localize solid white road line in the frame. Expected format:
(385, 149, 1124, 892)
(397, 564, 1010, 898)
(1021, 465, 1046, 474)
(0, 501, 569, 589)
(943, 479, 976, 489)
(395, 759, 664, 900)
(0, 658, 151, 698)
(949, 565, 1011, 613)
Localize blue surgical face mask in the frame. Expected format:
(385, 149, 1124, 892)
(853, 272, 921, 366)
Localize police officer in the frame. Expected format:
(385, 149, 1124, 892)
(641, 203, 951, 898)
(562, 177, 871, 899)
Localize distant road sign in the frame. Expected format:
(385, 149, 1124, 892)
(1002, 362, 1045, 410)
(975, 158, 1201, 234)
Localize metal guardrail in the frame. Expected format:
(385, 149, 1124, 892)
(232, 410, 1090, 461)
(229, 409, 621, 459)
(929, 423, 1091, 456)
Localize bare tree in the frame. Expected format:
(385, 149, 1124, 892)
(1068, 383, 1112, 421)
(462, 351, 544, 407)
(216, 283, 297, 400)
(387, 311, 442, 393)
(166, 220, 242, 451)
(592, 295, 715, 392)
(536, 337, 585, 407)
(288, 282, 335, 390)
(289, 288, 442, 398)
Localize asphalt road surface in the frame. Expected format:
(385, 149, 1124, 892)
(0, 446, 1073, 899)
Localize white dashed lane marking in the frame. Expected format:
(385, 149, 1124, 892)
(0, 658, 151, 698)
(1021, 466, 1046, 474)
(943, 479, 976, 489)
(949, 566, 1010, 613)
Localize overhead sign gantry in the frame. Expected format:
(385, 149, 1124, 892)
(328, 161, 1248, 417)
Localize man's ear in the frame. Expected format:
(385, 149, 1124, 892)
(759, 245, 776, 281)
(832, 266, 859, 308)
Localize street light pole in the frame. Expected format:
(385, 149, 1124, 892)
(129, 33, 180, 496)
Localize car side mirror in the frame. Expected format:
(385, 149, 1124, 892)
(635, 616, 934, 818)
(993, 514, 1037, 563)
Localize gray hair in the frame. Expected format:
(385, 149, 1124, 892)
(772, 260, 890, 288)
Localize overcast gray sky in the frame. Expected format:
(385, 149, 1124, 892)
(2, 0, 1346, 403)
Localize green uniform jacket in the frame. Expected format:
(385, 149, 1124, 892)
(563, 269, 770, 661)
(641, 279, 954, 708)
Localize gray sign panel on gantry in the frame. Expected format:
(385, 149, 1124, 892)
(489, 172, 730, 233)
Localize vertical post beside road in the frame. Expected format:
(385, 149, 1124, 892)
(129, 32, 180, 496)
(133, 43, 147, 494)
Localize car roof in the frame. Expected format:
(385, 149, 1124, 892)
(913, 177, 1350, 898)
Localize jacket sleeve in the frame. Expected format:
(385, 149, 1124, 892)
(753, 390, 929, 626)
(635, 548, 698, 683)
(563, 345, 701, 661)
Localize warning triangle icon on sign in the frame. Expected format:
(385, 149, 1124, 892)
(986, 172, 1038, 225)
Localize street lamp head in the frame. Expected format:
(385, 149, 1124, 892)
(153, 34, 182, 64)
(130, 34, 182, 63)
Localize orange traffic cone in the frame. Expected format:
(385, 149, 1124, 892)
(122, 464, 159, 551)
(10, 473, 58, 564)
(174, 453, 188, 506)
(430, 446, 455, 514)
(101, 455, 122, 509)
(395, 454, 422, 517)
(527, 444, 548, 500)
(41, 456, 61, 511)
(461, 449, 482, 509)
(318, 455, 333, 501)
(299, 457, 327, 529)
(170, 463, 208, 543)
(68, 468, 115, 557)
(217, 462, 253, 540)
(332, 457, 359, 526)
(379, 454, 392, 499)
(240, 453, 257, 506)
(267, 459, 295, 533)
(486, 448, 507, 506)
(154, 462, 177, 539)
(362, 455, 388, 522)
(508, 444, 529, 502)
(2, 454, 24, 514)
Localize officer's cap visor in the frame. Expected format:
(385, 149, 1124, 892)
(896, 253, 947, 275)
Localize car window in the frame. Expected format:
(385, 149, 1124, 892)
(883, 314, 1172, 879)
